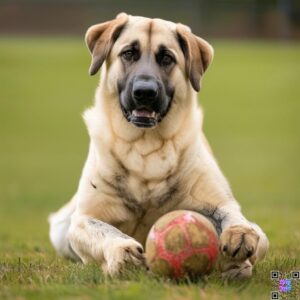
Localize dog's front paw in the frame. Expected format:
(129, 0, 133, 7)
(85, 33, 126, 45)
(219, 259, 253, 280)
(220, 225, 259, 261)
(102, 237, 145, 277)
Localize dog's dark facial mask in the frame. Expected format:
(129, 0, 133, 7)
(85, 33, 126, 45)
(117, 41, 175, 128)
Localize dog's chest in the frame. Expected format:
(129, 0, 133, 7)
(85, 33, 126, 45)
(123, 174, 178, 208)
(112, 135, 179, 181)
(110, 135, 182, 211)
(100, 134, 185, 242)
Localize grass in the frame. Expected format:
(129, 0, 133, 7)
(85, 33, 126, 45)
(0, 37, 299, 299)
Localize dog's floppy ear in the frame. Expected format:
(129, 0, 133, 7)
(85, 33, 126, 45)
(176, 24, 214, 92)
(85, 13, 129, 75)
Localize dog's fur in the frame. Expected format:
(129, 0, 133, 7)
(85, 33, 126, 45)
(49, 13, 269, 279)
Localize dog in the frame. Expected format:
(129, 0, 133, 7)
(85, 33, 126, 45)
(49, 13, 269, 279)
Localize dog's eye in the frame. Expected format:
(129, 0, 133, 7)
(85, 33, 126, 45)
(160, 54, 174, 66)
(122, 50, 134, 61)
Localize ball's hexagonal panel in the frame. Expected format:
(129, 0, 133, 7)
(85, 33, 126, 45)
(186, 222, 209, 247)
(182, 252, 209, 275)
(164, 225, 186, 254)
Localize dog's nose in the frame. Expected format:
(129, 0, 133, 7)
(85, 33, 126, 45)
(132, 77, 158, 103)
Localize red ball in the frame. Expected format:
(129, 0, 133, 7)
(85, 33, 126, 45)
(145, 210, 219, 279)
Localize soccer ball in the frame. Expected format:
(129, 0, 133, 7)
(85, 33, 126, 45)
(145, 210, 219, 279)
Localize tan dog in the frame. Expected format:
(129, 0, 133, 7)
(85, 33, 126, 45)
(49, 13, 269, 279)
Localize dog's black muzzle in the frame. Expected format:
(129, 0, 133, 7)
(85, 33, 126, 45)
(129, 75, 159, 127)
(119, 72, 173, 129)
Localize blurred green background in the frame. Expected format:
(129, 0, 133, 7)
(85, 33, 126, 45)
(0, 1, 300, 299)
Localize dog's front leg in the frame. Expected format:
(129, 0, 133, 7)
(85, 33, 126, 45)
(68, 214, 145, 277)
(180, 164, 269, 279)
(186, 201, 269, 279)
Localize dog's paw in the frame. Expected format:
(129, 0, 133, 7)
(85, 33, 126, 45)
(102, 237, 145, 277)
(220, 225, 259, 261)
(220, 259, 253, 280)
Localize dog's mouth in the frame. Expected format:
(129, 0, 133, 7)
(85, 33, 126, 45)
(119, 91, 173, 129)
(124, 108, 161, 128)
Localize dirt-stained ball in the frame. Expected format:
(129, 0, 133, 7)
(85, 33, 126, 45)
(145, 210, 219, 279)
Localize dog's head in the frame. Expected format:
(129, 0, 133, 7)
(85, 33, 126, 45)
(86, 13, 213, 129)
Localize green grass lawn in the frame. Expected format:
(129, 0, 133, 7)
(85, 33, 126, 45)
(0, 37, 299, 299)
